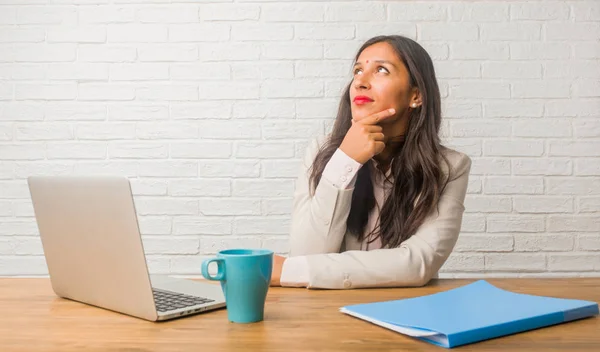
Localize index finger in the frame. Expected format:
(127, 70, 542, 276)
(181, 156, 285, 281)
(357, 108, 396, 125)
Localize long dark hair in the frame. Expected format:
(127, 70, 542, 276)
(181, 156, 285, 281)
(308, 35, 451, 249)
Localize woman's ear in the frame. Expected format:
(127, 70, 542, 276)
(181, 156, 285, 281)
(409, 88, 422, 108)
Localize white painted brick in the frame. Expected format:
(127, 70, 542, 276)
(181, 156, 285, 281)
(545, 100, 599, 117)
(16, 6, 77, 25)
(0, 201, 13, 216)
(547, 216, 600, 232)
(0, 83, 13, 100)
(14, 201, 34, 217)
(295, 24, 354, 40)
(234, 217, 291, 235)
(454, 235, 513, 252)
(451, 121, 510, 138)
(440, 253, 484, 272)
(389, 2, 447, 21)
(79, 5, 134, 24)
(14, 162, 74, 178)
(450, 43, 509, 60)
(326, 3, 385, 22)
(136, 199, 198, 216)
(544, 61, 600, 79)
(545, 23, 600, 41)
(511, 2, 569, 20)
(464, 196, 511, 213)
(483, 62, 542, 79)
(139, 44, 197, 62)
(0, 162, 14, 179)
(460, 214, 486, 233)
(449, 81, 510, 99)
(169, 180, 230, 197)
(199, 160, 260, 178)
(324, 79, 347, 98)
(75, 122, 136, 140)
(107, 24, 168, 43)
(197, 121, 260, 140)
(78, 84, 135, 101)
(74, 161, 137, 177)
(323, 41, 361, 60)
(484, 177, 543, 195)
(233, 100, 294, 119)
(136, 84, 198, 101)
(510, 43, 570, 60)
(578, 235, 600, 251)
(261, 79, 323, 99)
(142, 237, 199, 255)
(47, 26, 106, 43)
(295, 60, 352, 79)
(232, 62, 293, 80)
(262, 121, 323, 140)
(15, 84, 77, 101)
(449, 2, 508, 22)
(137, 6, 199, 23)
(137, 216, 172, 236)
(514, 197, 573, 214)
(355, 24, 416, 41)
(2, 64, 46, 80)
(200, 4, 259, 21)
(0, 218, 38, 236)
(572, 2, 600, 21)
(197, 82, 258, 100)
(514, 234, 574, 252)
(0, 144, 45, 160)
(199, 43, 259, 61)
(0, 181, 30, 199)
(235, 142, 295, 159)
(484, 140, 544, 157)
(0, 124, 12, 140)
(482, 23, 541, 41)
(262, 160, 301, 179)
(470, 158, 511, 176)
(573, 42, 600, 59)
(262, 4, 324, 22)
(573, 80, 600, 98)
(513, 158, 572, 176)
(575, 158, 600, 176)
(579, 197, 600, 213)
(173, 217, 231, 236)
(130, 179, 167, 196)
(435, 61, 480, 79)
(548, 254, 600, 272)
(419, 24, 478, 41)
(200, 237, 262, 254)
(485, 253, 546, 272)
(198, 198, 260, 216)
(15, 123, 73, 141)
(262, 237, 290, 254)
(442, 101, 481, 118)
(0, 7, 16, 25)
(138, 161, 197, 177)
(262, 198, 293, 216)
(487, 215, 545, 233)
(110, 64, 169, 81)
(169, 24, 230, 42)
(264, 43, 322, 60)
(2, 102, 45, 121)
(170, 142, 232, 159)
(47, 142, 106, 159)
(514, 119, 571, 138)
(109, 142, 167, 159)
(233, 180, 294, 197)
(171, 63, 230, 81)
(232, 24, 293, 41)
(136, 122, 198, 140)
(512, 81, 571, 99)
(483, 100, 543, 118)
(296, 99, 337, 119)
(78, 44, 136, 63)
(108, 104, 168, 121)
(419, 43, 449, 61)
(172, 102, 232, 120)
(547, 178, 600, 195)
(0, 28, 45, 43)
(46, 63, 108, 81)
(549, 141, 600, 157)
(0, 256, 47, 275)
(445, 139, 482, 157)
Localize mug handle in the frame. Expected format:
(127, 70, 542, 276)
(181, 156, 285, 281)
(201, 258, 226, 281)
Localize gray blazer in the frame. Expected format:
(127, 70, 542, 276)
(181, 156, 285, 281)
(288, 136, 472, 289)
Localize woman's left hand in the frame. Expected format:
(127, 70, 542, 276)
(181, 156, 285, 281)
(270, 254, 287, 286)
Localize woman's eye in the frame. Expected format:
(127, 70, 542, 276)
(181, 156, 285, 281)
(354, 68, 363, 75)
(377, 66, 389, 74)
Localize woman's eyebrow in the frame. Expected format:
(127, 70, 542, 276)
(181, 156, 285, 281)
(354, 60, 397, 68)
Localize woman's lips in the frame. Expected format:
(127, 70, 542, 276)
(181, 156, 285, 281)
(353, 96, 374, 105)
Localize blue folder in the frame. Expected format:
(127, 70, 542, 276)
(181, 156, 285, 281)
(340, 280, 599, 348)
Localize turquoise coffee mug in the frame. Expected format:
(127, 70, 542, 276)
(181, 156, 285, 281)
(201, 249, 273, 323)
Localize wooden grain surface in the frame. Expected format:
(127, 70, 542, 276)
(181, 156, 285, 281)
(0, 278, 599, 351)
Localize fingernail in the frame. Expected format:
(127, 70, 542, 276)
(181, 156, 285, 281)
(389, 108, 395, 114)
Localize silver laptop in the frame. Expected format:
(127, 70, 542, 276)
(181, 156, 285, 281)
(27, 175, 226, 322)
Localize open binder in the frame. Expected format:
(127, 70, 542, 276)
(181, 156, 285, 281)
(340, 280, 598, 348)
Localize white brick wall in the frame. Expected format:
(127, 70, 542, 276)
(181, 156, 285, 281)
(0, 1, 598, 278)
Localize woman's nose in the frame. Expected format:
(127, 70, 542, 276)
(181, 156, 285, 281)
(354, 74, 370, 90)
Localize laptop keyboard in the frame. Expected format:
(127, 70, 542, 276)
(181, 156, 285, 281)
(152, 288, 214, 313)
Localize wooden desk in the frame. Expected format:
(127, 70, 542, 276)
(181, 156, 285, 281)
(0, 278, 598, 351)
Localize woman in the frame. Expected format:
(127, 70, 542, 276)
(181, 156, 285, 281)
(271, 35, 471, 289)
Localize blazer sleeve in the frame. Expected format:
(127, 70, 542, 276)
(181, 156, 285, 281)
(302, 152, 472, 289)
(288, 136, 360, 256)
